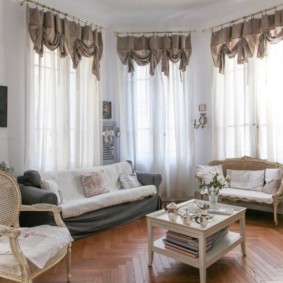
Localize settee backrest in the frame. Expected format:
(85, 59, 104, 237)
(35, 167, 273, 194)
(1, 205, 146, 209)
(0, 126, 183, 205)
(208, 156, 282, 176)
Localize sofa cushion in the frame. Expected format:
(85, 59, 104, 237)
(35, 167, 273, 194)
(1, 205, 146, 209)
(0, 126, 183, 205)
(227, 169, 265, 191)
(220, 188, 273, 204)
(40, 179, 64, 204)
(196, 165, 227, 186)
(119, 173, 141, 189)
(60, 185, 157, 218)
(81, 171, 110, 197)
(263, 168, 281, 194)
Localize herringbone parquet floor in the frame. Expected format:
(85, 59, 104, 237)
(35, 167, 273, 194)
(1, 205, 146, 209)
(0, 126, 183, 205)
(1, 209, 283, 283)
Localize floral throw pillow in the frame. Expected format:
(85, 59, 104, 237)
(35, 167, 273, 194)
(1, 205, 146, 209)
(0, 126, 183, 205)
(81, 171, 110, 197)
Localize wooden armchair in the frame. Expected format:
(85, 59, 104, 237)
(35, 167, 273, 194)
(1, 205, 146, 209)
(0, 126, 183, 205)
(0, 170, 72, 283)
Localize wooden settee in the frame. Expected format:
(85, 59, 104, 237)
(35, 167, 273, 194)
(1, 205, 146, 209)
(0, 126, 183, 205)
(207, 156, 283, 225)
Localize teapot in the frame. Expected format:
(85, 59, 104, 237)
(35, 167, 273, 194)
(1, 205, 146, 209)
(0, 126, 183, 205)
(165, 201, 179, 222)
(195, 214, 209, 228)
(180, 209, 192, 225)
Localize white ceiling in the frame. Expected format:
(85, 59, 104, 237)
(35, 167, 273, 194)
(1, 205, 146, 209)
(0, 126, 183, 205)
(32, 0, 283, 32)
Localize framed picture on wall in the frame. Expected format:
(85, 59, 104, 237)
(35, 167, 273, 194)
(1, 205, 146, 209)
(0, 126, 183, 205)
(0, 86, 8, 127)
(103, 101, 112, 119)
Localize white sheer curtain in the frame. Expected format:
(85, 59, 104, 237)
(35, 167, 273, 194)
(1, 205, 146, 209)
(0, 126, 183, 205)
(25, 41, 101, 171)
(118, 62, 195, 199)
(212, 41, 283, 163)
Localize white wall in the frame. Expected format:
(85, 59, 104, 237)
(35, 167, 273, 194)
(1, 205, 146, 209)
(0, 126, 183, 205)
(0, 0, 26, 175)
(191, 31, 214, 167)
(101, 30, 120, 121)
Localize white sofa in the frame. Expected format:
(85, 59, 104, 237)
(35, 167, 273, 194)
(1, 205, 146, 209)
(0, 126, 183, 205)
(196, 156, 283, 225)
(18, 161, 162, 239)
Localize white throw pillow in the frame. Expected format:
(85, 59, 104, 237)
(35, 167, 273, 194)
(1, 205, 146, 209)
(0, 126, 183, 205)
(40, 179, 64, 204)
(227, 169, 265, 191)
(119, 173, 141, 189)
(196, 165, 227, 186)
(81, 171, 110, 197)
(263, 168, 281, 194)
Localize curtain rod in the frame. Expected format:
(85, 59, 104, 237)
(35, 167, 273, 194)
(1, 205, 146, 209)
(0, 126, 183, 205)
(19, 0, 103, 29)
(202, 3, 283, 32)
(115, 30, 195, 36)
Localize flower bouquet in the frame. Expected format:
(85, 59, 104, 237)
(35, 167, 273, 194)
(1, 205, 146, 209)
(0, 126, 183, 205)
(195, 171, 230, 208)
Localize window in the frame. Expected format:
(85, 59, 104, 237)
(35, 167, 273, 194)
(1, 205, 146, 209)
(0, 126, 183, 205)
(119, 62, 195, 198)
(26, 47, 101, 170)
(212, 41, 283, 162)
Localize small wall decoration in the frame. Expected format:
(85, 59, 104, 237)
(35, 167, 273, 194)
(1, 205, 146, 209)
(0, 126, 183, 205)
(0, 86, 8, 127)
(103, 101, 112, 119)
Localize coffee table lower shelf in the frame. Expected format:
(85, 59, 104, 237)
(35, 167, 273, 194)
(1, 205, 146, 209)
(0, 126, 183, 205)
(152, 231, 242, 269)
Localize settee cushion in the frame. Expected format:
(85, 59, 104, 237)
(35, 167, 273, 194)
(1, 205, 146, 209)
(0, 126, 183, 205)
(81, 171, 110, 197)
(220, 188, 273, 204)
(227, 169, 265, 191)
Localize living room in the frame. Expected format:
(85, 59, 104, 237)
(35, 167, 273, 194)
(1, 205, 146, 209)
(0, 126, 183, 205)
(1, 0, 283, 282)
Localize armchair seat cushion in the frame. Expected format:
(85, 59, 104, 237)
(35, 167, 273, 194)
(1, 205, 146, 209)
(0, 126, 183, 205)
(0, 225, 72, 275)
(220, 188, 273, 204)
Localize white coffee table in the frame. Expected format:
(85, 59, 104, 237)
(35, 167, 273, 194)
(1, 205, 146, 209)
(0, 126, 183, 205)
(146, 199, 246, 283)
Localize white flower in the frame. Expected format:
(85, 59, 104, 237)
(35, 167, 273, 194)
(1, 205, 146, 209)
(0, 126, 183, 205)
(195, 171, 226, 191)
(196, 172, 203, 178)
(217, 175, 223, 182)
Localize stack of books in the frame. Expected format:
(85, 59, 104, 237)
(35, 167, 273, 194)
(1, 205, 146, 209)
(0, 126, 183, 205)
(163, 227, 229, 258)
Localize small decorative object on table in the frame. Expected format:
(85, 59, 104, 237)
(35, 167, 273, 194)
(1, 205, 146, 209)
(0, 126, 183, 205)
(195, 171, 230, 208)
(165, 201, 179, 222)
(180, 209, 193, 225)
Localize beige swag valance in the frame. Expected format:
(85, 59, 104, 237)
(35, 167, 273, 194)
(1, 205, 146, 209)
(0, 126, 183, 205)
(211, 9, 283, 74)
(117, 34, 192, 76)
(26, 6, 103, 80)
